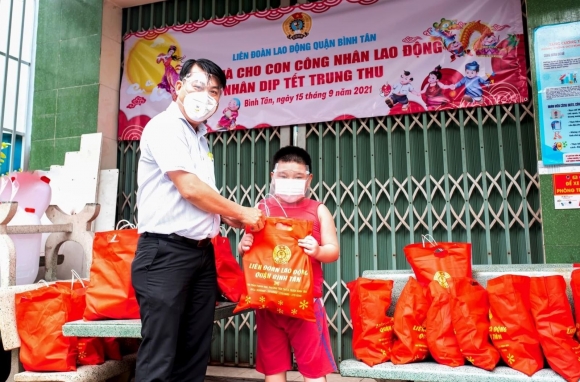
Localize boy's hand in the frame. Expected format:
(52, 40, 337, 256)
(239, 233, 254, 254)
(298, 235, 320, 258)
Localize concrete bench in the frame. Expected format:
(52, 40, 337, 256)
(13, 354, 136, 382)
(62, 302, 247, 338)
(339, 264, 574, 382)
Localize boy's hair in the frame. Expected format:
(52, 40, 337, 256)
(465, 61, 480, 73)
(272, 146, 312, 171)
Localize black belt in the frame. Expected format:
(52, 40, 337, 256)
(143, 232, 211, 248)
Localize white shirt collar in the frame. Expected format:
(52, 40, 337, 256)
(167, 101, 208, 136)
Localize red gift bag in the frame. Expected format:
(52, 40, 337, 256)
(84, 227, 140, 320)
(449, 278, 499, 370)
(403, 235, 472, 289)
(234, 217, 315, 321)
(347, 278, 394, 366)
(425, 280, 464, 367)
(487, 275, 544, 376)
(103, 338, 122, 361)
(77, 338, 105, 366)
(391, 277, 429, 365)
(16, 275, 88, 372)
(55, 274, 89, 322)
(530, 276, 580, 382)
(212, 234, 245, 302)
(571, 269, 580, 341)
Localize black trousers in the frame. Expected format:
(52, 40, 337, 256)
(131, 235, 217, 382)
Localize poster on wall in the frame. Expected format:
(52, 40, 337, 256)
(118, 0, 528, 140)
(534, 21, 580, 166)
(553, 173, 580, 209)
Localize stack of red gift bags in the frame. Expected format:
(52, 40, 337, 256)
(346, 236, 580, 382)
(15, 273, 136, 371)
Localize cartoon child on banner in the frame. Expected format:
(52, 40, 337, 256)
(218, 98, 241, 130)
(383, 70, 421, 111)
(156, 45, 185, 101)
(428, 18, 470, 62)
(475, 32, 501, 56)
(421, 65, 452, 110)
(451, 61, 493, 103)
(445, 37, 470, 62)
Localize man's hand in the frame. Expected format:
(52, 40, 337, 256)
(221, 216, 244, 229)
(239, 207, 265, 232)
(238, 233, 254, 255)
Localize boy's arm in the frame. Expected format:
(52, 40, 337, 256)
(451, 77, 466, 90)
(315, 204, 340, 263)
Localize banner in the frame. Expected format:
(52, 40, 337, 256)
(118, 0, 527, 140)
(534, 21, 580, 165)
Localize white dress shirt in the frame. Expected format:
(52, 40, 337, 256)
(136, 102, 220, 240)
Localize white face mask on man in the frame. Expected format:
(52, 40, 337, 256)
(183, 92, 217, 122)
(273, 178, 307, 203)
(179, 72, 219, 122)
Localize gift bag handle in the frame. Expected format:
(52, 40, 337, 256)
(70, 269, 85, 289)
(421, 234, 438, 247)
(116, 220, 136, 230)
(255, 194, 288, 218)
(421, 234, 446, 256)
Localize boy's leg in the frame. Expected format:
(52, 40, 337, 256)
(170, 244, 217, 382)
(400, 95, 410, 110)
(303, 377, 326, 382)
(256, 310, 292, 378)
(287, 299, 337, 380)
(265, 372, 288, 382)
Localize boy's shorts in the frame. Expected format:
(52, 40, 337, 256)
(255, 298, 337, 378)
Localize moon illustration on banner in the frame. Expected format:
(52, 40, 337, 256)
(126, 33, 182, 95)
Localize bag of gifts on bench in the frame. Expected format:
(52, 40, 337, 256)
(84, 221, 140, 320)
(347, 278, 395, 366)
(529, 275, 580, 382)
(391, 276, 429, 364)
(404, 235, 472, 289)
(16, 272, 87, 371)
(487, 275, 544, 376)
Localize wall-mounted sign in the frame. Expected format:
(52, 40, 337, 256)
(553, 172, 580, 209)
(534, 21, 580, 165)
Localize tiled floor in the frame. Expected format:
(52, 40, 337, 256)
(205, 366, 378, 381)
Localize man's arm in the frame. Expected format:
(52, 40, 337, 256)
(221, 215, 244, 229)
(168, 170, 263, 229)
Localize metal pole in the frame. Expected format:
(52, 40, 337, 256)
(10, 0, 27, 172)
(23, 0, 38, 171)
(0, 0, 15, 168)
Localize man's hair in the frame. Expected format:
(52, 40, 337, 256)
(179, 58, 227, 89)
(272, 146, 312, 171)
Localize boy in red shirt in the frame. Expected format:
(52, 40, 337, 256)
(238, 146, 340, 382)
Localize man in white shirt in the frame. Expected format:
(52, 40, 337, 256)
(132, 58, 265, 382)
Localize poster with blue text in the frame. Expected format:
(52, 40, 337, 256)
(119, 0, 527, 140)
(535, 21, 580, 165)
